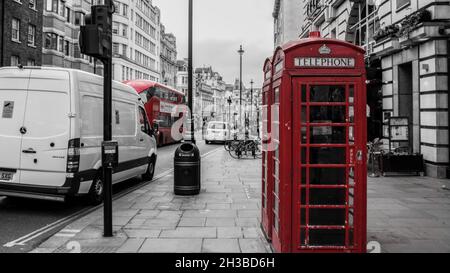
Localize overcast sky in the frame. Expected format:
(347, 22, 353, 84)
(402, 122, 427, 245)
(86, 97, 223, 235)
(153, 0, 274, 88)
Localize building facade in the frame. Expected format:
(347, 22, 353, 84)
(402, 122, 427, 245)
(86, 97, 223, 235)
(273, 0, 304, 46)
(195, 66, 228, 121)
(112, 0, 161, 82)
(42, 0, 101, 74)
(276, 0, 450, 178)
(41, 0, 166, 81)
(176, 58, 188, 96)
(160, 23, 177, 88)
(372, 0, 450, 178)
(1, 0, 43, 67)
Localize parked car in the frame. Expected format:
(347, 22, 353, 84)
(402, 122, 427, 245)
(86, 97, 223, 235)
(204, 121, 232, 144)
(0, 67, 157, 204)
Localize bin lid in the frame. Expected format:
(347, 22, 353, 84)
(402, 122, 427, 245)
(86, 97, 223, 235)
(174, 143, 200, 160)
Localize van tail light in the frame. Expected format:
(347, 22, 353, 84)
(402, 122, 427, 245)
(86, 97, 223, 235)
(67, 138, 80, 173)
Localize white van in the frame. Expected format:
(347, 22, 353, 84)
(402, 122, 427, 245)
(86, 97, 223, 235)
(0, 67, 157, 204)
(204, 121, 232, 144)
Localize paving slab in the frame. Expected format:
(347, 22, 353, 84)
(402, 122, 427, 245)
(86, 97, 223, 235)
(139, 239, 203, 253)
(117, 239, 145, 253)
(124, 229, 161, 238)
(217, 227, 243, 238)
(205, 218, 236, 227)
(159, 227, 217, 238)
(239, 239, 269, 253)
(202, 239, 241, 253)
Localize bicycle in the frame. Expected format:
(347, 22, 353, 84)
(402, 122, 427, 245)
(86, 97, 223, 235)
(228, 138, 262, 159)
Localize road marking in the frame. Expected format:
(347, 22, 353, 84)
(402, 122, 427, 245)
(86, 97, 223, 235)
(54, 233, 76, 238)
(3, 147, 222, 249)
(60, 229, 81, 233)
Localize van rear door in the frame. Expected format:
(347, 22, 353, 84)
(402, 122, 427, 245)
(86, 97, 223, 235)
(0, 69, 31, 184)
(20, 70, 71, 187)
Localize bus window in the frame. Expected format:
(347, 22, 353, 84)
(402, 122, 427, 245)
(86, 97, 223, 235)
(171, 92, 178, 102)
(158, 115, 172, 128)
(146, 87, 156, 101)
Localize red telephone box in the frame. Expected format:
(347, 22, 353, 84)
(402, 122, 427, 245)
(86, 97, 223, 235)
(264, 32, 367, 253)
(261, 57, 273, 241)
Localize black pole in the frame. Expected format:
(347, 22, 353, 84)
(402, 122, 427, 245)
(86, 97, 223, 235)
(1, 0, 4, 67)
(250, 80, 253, 133)
(238, 45, 244, 131)
(188, 0, 195, 144)
(103, 58, 113, 237)
(103, 0, 114, 238)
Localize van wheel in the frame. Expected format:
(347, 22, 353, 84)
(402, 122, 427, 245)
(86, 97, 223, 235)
(142, 157, 155, 181)
(88, 175, 104, 205)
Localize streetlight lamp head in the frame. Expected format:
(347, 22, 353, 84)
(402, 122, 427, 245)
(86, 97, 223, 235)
(238, 45, 245, 55)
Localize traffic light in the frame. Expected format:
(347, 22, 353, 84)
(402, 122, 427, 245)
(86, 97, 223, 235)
(79, 2, 114, 60)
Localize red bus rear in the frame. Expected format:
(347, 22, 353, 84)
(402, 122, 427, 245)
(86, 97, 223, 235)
(124, 80, 186, 146)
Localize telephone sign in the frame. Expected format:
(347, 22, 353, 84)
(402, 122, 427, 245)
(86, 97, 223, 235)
(295, 57, 356, 68)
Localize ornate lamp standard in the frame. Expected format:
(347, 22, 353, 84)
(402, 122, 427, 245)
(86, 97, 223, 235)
(238, 45, 244, 133)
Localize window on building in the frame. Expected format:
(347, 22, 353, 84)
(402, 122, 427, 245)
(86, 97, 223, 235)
(45, 0, 58, 13)
(65, 7, 71, 23)
(74, 12, 84, 25)
(73, 44, 81, 58)
(27, 24, 36, 46)
(348, 1, 380, 54)
(396, 0, 410, 10)
(122, 24, 128, 37)
(64, 40, 70, 56)
(45, 0, 52, 11)
(122, 4, 128, 17)
(59, 0, 65, 16)
(11, 56, 20, 66)
(114, 1, 120, 13)
(331, 28, 337, 39)
(58, 36, 64, 52)
(113, 43, 119, 55)
(27, 59, 35, 66)
(12, 18, 20, 42)
(122, 44, 128, 57)
(112, 22, 119, 34)
(44, 32, 58, 50)
(29, 0, 36, 9)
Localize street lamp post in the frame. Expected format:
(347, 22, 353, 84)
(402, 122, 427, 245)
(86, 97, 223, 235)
(250, 79, 254, 135)
(238, 45, 244, 133)
(188, 0, 195, 143)
(227, 96, 232, 125)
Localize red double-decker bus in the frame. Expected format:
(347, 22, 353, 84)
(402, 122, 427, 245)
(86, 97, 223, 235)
(124, 80, 186, 146)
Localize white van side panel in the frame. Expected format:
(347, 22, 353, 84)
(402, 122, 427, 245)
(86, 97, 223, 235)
(76, 72, 148, 186)
(20, 70, 71, 187)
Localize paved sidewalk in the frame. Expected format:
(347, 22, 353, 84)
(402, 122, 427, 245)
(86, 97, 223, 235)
(32, 148, 271, 253)
(31, 148, 450, 253)
(367, 175, 450, 253)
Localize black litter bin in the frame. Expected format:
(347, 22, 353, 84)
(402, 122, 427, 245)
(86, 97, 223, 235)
(174, 143, 201, 195)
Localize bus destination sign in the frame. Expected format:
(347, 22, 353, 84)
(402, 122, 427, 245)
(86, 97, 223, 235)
(295, 57, 355, 68)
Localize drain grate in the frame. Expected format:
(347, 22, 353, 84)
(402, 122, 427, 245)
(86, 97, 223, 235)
(54, 246, 118, 253)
